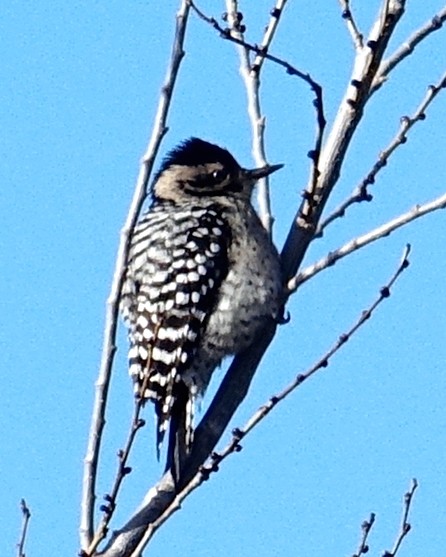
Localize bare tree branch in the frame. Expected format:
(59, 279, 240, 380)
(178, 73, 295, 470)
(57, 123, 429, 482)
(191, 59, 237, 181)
(224, 0, 275, 233)
(16, 499, 31, 557)
(352, 479, 418, 557)
(190, 0, 320, 90)
(290, 191, 446, 291)
(352, 513, 376, 557)
(223, 0, 289, 236)
(318, 70, 446, 237)
(372, 7, 446, 94)
(339, 0, 364, 49)
(84, 403, 146, 556)
(252, 0, 288, 73)
(383, 479, 418, 557)
(281, 0, 406, 283)
(79, 0, 191, 551)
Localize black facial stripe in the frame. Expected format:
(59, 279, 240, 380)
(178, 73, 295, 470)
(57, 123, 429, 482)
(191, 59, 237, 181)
(183, 184, 220, 197)
(182, 181, 243, 197)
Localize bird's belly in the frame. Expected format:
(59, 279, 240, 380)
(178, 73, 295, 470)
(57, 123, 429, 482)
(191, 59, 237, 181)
(206, 252, 281, 353)
(183, 257, 281, 397)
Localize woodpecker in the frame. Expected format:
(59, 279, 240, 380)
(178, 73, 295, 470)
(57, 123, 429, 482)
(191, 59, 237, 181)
(120, 137, 283, 475)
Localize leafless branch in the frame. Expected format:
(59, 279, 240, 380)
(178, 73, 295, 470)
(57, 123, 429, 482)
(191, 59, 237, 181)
(224, 0, 271, 233)
(352, 479, 418, 557)
(290, 191, 446, 291)
(317, 70, 446, 237)
(304, 88, 326, 220)
(281, 0, 406, 284)
(352, 513, 376, 557)
(16, 499, 31, 557)
(79, 0, 191, 551)
(84, 402, 146, 556)
(251, 0, 288, 73)
(190, 0, 320, 90)
(383, 479, 418, 557)
(339, 0, 364, 49)
(372, 7, 446, 95)
(223, 0, 289, 234)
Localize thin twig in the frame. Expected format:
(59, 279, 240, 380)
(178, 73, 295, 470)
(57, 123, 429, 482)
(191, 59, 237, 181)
(127, 246, 411, 556)
(339, 0, 364, 49)
(190, 0, 320, 90)
(352, 513, 376, 557)
(224, 1, 272, 233)
(289, 191, 446, 291)
(317, 71, 446, 237)
(79, 0, 191, 551)
(84, 402, 146, 556)
(372, 7, 446, 95)
(383, 479, 418, 557)
(224, 0, 288, 234)
(303, 83, 326, 226)
(17, 499, 31, 557)
(251, 0, 288, 74)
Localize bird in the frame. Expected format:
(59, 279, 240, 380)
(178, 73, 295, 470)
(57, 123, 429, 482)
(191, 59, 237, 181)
(120, 137, 283, 477)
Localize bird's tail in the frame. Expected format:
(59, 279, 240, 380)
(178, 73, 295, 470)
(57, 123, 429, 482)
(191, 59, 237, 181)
(164, 380, 194, 483)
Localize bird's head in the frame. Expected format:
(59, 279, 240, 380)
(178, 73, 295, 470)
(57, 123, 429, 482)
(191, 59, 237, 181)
(151, 137, 283, 203)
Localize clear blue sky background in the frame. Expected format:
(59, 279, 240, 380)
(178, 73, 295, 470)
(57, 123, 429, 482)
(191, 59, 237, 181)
(1, 2, 445, 556)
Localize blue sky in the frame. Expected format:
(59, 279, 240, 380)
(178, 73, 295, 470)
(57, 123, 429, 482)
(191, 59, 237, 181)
(1, 2, 445, 556)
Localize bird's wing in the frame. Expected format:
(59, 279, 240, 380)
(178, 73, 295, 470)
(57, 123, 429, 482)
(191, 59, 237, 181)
(120, 204, 231, 451)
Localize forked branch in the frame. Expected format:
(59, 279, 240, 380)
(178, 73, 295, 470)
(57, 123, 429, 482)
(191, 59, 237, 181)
(224, 0, 281, 233)
(372, 6, 446, 94)
(290, 191, 446, 291)
(339, 0, 364, 49)
(318, 71, 446, 237)
(281, 0, 406, 283)
(351, 478, 418, 557)
(193, 0, 324, 234)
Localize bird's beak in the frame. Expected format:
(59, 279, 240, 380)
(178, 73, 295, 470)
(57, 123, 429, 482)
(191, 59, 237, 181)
(244, 163, 284, 181)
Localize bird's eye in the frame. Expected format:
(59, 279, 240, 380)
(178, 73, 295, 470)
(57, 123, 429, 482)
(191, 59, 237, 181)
(211, 169, 228, 183)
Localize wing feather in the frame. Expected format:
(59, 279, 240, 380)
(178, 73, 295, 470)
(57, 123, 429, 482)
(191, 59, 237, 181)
(120, 204, 230, 451)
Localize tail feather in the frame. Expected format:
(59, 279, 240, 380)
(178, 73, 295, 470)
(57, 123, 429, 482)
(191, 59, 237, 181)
(165, 381, 194, 483)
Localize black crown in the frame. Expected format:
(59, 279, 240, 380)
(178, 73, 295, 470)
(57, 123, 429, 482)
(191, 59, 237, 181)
(158, 138, 240, 174)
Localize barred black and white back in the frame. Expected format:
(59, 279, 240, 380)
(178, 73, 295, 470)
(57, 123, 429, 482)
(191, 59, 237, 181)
(120, 202, 231, 451)
(120, 138, 283, 474)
